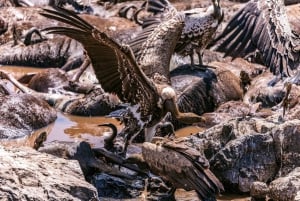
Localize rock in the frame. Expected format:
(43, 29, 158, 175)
(0, 94, 57, 139)
(271, 119, 300, 177)
(210, 131, 277, 193)
(179, 117, 278, 193)
(182, 114, 300, 193)
(250, 181, 269, 200)
(92, 173, 144, 199)
(0, 145, 98, 200)
(269, 167, 300, 201)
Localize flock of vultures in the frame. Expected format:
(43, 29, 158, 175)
(0, 0, 300, 200)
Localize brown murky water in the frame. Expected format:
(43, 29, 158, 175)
(0, 66, 250, 201)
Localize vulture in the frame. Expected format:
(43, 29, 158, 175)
(40, 7, 204, 152)
(213, 0, 300, 84)
(130, 0, 224, 67)
(99, 123, 224, 201)
(142, 138, 224, 201)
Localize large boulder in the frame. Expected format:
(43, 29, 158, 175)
(269, 167, 300, 201)
(272, 119, 300, 177)
(182, 116, 300, 193)
(210, 131, 277, 193)
(0, 145, 98, 200)
(0, 94, 57, 139)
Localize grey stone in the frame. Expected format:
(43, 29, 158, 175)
(269, 167, 300, 201)
(271, 120, 300, 177)
(250, 181, 269, 199)
(0, 145, 98, 200)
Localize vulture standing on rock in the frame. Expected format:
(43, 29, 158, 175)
(40, 7, 205, 152)
(130, 0, 223, 68)
(213, 0, 300, 85)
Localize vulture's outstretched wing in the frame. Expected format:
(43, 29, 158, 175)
(40, 7, 158, 117)
(214, 0, 300, 76)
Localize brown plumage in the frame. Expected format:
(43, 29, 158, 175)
(98, 123, 224, 199)
(213, 0, 300, 79)
(40, 7, 204, 144)
(130, 0, 223, 67)
(142, 139, 224, 200)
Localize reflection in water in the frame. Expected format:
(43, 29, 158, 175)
(175, 125, 206, 137)
(0, 112, 122, 148)
(45, 112, 123, 148)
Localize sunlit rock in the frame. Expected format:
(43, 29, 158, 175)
(210, 127, 277, 193)
(0, 145, 98, 200)
(186, 116, 300, 193)
(272, 119, 300, 177)
(269, 167, 300, 201)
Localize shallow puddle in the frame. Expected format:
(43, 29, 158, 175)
(43, 112, 122, 148)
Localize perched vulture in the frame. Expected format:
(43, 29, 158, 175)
(130, 0, 224, 67)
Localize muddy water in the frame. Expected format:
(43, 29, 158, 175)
(0, 66, 250, 201)
(42, 112, 122, 148)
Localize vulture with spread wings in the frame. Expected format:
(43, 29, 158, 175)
(40, 7, 204, 146)
(213, 0, 300, 83)
(130, 0, 223, 68)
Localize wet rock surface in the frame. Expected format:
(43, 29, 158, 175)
(0, 145, 98, 200)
